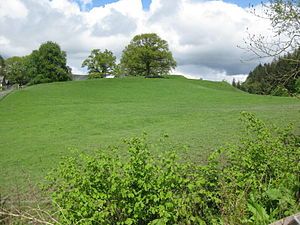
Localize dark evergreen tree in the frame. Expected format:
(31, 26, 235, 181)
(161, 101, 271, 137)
(241, 48, 300, 96)
(232, 78, 236, 87)
(236, 81, 241, 90)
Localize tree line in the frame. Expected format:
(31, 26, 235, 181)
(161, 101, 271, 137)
(237, 0, 300, 97)
(0, 33, 176, 87)
(0, 42, 71, 87)
(233, 48, 300, 96)
(83, 33, 176, 79)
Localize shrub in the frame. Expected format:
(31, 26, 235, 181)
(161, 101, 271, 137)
(210, 112, 300, 224)
(45, 135, 220, 225)
(45, 113, 300, 224)
(88, 72, 104, 79)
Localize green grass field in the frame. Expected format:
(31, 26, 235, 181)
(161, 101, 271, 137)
(0, 76, 299, 191)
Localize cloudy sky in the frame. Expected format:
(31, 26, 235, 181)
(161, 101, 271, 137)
(0, 0, 272, 81)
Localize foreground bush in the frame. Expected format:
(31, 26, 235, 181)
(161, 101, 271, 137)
(212, 112, 300, 224)
(45, 135, 219, 225)
(45, 112, 300, 224)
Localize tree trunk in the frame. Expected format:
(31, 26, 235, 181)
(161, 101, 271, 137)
(146, 61, 150, 77)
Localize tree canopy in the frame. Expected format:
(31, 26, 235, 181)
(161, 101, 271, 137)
(0, 55, 5, 77)
(3, 41, 71, 86)
(5, 56, 30, 86)
(0, 55, 4, 72)
(29, 41, 71, 84)
(82, 49, 116, 79)
(0, 55, 6, 87)
(120, 33, 176, 77)
(240, 47, 300, 96)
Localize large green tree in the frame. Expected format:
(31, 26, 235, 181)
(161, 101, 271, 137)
(120, 33, 176, 77)
(0, 55, 5, 86)
(5, 56, 30, 86)
(82, 49, 116, 79)
(29, 41, 71, 84)
(1, 42, 71, 86)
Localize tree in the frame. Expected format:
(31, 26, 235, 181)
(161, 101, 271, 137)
(244, 0, 300, 91)
(232, 78, 237, 87)
(113, 63, 125, 78)
(120, 33, 176, 77)
(246, 0, 299, 57)
(0, 55, 4, 77)
(236, 81, 241, 89)
(241, 48, 300, 95)
(29, 41, 71, 84)
(1, 41, 71, 86)
(82, 49, 116, 79)
(5, 56, 29, 86)
(0, 55, 6, 87)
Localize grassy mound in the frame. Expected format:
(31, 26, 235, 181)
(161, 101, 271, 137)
(0, 76, 299, 190)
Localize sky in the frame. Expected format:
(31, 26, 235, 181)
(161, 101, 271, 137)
(76, 0, 268, 10)
(0, 0, 273, 82)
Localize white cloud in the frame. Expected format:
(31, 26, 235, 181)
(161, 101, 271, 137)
(92, 9, 137, 37)
(0, 36, 10, 45)
(49, 0, 80, 15)
(0, 0, 28, 19)
(175, 65, 248, 82)
(0, 0, 273, 80)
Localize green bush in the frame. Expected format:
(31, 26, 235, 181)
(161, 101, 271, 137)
(45, 112, 300, 224)
(88, 72, 105, 79)
(210, 112, 300, 224)
(45, 135, 220, 225)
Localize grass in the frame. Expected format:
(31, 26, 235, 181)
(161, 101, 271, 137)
(0, 76, 299, 191)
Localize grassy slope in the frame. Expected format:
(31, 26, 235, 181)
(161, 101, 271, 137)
(0, 76, 299, 190)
